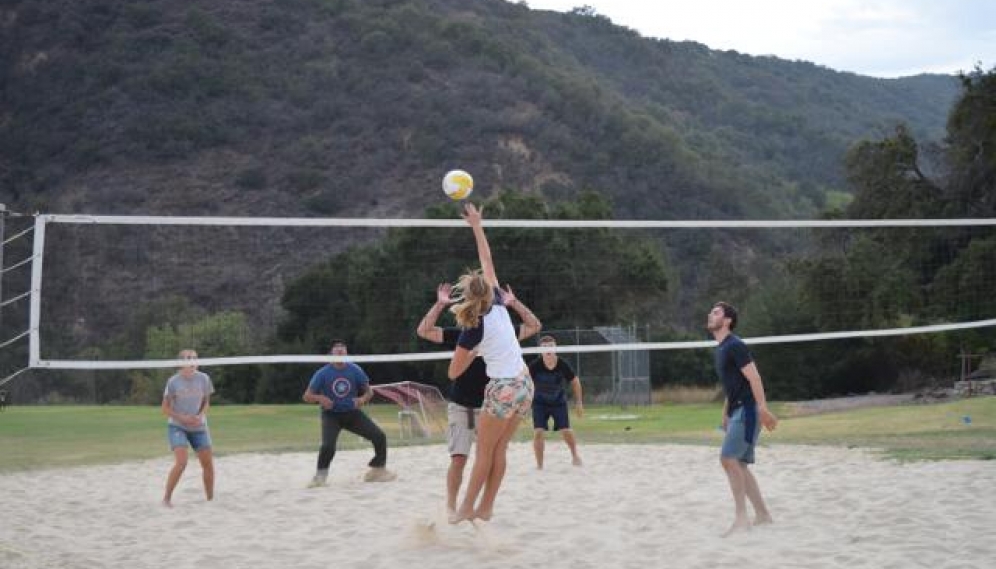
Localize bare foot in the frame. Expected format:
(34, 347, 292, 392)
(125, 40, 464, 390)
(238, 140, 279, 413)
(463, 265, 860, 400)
(448, 506, 474, 525)
(722, 519, 751, 538)
(572, 456, 583, 466)
(753, 513, 773, 526)
(162, 499, 173, 508)
(474, 508, 493, 521)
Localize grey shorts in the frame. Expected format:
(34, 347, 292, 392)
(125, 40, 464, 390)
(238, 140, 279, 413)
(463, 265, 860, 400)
(721, 406, 761, 464)
(447, 402, 479, 456)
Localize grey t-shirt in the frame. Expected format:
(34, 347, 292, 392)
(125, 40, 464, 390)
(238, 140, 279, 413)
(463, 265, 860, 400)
(163, 371, 215, 432)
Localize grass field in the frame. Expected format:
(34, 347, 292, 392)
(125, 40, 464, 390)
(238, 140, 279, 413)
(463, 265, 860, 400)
(1, 397, 993, 472)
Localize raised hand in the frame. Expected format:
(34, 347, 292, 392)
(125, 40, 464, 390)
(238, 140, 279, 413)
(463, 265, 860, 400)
(461, 202, 483, 227)
(437, 282, 453, 304)
(501, 284, 518, 306)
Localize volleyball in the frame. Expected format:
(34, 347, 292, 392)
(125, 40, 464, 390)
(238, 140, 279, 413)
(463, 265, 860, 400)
(442, 169, 473, 200)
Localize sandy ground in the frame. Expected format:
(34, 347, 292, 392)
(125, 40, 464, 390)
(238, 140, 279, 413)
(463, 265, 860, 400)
(2, 442, 994, 569)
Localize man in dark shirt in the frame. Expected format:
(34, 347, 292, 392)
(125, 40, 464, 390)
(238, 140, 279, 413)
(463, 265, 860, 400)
(417, 282, 541, 515)
(708, 301, 778, 537)
(528, 335, 584, 469)
(302, 340, 396, 486)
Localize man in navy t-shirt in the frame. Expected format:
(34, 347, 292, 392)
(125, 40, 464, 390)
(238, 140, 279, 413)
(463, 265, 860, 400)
(302, 339, 396, 487)
(417, 282, 541, 514)
(528, 335, 584, 468)
(708, 301, 778, 537)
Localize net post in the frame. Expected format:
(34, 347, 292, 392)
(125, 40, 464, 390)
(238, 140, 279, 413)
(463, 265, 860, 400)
(28, 214, 46, 368)
(1, 203, 6, 333)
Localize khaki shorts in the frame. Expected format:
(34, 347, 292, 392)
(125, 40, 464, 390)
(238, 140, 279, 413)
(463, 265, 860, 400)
(447, 402, 480, 456)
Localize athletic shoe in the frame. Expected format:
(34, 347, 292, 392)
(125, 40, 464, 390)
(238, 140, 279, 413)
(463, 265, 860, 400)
(307, 476, 328, 488)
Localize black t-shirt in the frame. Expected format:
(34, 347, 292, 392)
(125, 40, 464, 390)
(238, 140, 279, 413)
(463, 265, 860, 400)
(528, 357, 576, 406)
(442, 328, 489, 408)
(714, 334, 756, 415)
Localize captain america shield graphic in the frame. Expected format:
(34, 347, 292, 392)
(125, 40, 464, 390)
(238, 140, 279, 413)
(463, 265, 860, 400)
(331, 377, 352, 398)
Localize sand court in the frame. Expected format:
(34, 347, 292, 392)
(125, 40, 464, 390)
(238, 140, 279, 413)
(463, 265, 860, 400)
(2, 443, 994, 569)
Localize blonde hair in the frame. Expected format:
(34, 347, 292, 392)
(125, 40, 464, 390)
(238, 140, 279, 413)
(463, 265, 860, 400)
(450, 269, 494, 328)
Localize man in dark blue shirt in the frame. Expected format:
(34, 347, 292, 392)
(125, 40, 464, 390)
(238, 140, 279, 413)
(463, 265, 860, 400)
(303, 339, 396, 487)
(528, 335, 584, 469)
(708, 301, 778, 537)
(417, 282, 541, 515)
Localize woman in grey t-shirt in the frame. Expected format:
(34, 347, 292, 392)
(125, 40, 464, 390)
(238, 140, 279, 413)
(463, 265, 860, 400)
(161, 349, 215, 507)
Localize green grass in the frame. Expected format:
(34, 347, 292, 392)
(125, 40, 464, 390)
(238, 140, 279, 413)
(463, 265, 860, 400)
(768, 397, 996, 461)
(1, 397, 993, 472)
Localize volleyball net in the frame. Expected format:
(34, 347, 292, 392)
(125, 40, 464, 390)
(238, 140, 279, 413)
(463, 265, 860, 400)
(5, 210, 996, 402)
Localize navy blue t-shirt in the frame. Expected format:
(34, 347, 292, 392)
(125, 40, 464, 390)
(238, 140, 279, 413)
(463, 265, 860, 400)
(528, 357, 576, 406)
(307, 362, 369, 413)
(442, 328, 489, 409)
(714, 334, 756, 416)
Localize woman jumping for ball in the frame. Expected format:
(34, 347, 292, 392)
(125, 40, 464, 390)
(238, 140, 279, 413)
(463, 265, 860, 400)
(448, 202, 534, 524)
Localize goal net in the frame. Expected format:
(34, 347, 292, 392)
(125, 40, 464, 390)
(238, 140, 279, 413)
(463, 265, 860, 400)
(371, 381, 448, 439)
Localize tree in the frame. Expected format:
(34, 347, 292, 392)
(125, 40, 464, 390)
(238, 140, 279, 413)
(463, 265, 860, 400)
(130, 311, 260, 404)
(946, 66, 996, 217)
(783, 66, 996, 396)
(275, 190, 670, 388)
(844, 124, 942, 220)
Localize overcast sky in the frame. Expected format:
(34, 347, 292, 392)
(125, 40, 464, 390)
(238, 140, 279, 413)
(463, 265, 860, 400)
(525, 0, 996, 78)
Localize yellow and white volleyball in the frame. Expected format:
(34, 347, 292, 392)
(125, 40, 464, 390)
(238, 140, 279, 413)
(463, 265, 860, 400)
(442, 169, 473, 200)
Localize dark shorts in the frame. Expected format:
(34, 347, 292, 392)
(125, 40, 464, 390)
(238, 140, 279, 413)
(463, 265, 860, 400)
(532, 400, 570, 431)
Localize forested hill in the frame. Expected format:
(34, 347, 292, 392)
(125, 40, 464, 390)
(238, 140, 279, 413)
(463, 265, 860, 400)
(1, 0, 958, 220)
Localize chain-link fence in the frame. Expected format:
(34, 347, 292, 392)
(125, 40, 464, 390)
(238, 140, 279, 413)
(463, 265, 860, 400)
(535, 325, 651, 406)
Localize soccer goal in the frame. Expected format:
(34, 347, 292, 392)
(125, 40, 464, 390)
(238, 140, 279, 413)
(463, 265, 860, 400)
(371, 381, 448, 439)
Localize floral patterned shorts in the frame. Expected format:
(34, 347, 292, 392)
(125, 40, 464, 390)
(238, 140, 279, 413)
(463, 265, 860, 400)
(483, 371, 534, 419)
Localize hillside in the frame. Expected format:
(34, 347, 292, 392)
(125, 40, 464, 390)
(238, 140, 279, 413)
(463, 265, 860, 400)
(2, 0, 958, 219)
(0, 0, 965, 392)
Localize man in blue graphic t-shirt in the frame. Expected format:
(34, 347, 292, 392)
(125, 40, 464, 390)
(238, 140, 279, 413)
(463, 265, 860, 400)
(303, 339, 396, 486)
(708, 302, 778, 537)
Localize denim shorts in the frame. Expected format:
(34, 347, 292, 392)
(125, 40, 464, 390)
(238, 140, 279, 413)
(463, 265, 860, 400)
(168, 424, 213, 451)
(721, 406, 761, 464)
